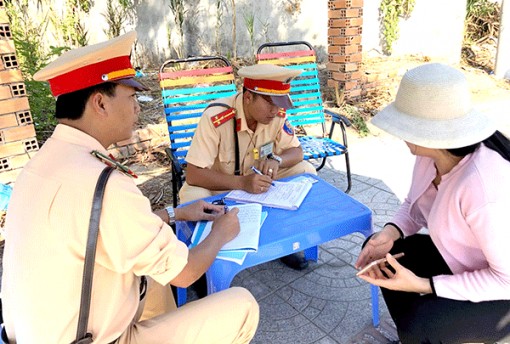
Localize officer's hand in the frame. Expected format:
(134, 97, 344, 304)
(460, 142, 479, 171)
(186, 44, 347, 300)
(176, 200, 224, 222)
(243, 174, 273, 194)
(257, 159, 280, 179)
(210, 207, 240, 244)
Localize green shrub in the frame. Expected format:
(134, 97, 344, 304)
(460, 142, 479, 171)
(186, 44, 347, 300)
(344, 104, 370, 137)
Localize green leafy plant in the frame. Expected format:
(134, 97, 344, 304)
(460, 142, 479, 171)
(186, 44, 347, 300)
(380, 0, 415, 54)
(57, 0, 90, 47)
(103, 0, 133, 38)
(215, 0, 224, 54)
(169, 0, 187, 58)
(230, 0, 237, 60)
(243, 11, 255, 59)
(343, 104, 369, 137)
(259, 18, 271, 45)
(462, 0, 500, 71)
(464, 0, 500, 44)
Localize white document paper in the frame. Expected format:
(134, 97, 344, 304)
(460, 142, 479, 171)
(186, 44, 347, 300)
(224, 181, 312, 210)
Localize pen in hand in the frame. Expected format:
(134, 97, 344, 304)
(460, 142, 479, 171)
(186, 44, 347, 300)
(251, 166, 275, 186)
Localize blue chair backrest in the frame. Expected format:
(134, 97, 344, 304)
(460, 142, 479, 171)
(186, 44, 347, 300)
(256, 42, 327, 134)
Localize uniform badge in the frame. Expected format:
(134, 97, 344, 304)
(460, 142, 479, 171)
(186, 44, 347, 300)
(91, 150, 138, 178)
(277, 108, 286, 118)
(282, 119, 294, 136)
(211, 108, 236, 127)
(259, 142, 274, 157)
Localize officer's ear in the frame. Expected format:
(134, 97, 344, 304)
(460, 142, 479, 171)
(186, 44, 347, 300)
(244, 90, 255, 104)
(90, 91, 108, 117)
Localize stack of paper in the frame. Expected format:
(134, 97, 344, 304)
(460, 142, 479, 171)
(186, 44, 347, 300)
(225, 180, 313, 210)
(189, 203, 267, 265)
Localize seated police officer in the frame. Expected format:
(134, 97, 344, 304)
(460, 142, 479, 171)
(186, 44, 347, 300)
(179, 64, 317, 270)
(1, 31, 259, 344)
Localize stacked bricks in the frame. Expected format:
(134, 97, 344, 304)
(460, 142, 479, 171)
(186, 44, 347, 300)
(0, 2, 39, 184)
(327, 0, 364, 100)
(108, 124, 170, 160)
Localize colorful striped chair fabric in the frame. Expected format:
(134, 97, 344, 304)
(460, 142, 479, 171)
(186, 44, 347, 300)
(159, 56, 237, 207)
(256, 42, 352, 193)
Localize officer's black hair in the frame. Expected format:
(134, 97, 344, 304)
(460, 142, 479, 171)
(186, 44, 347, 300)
(243, 86, 262, 98)
(55, 82, 117, 120)
(447, 130, 510, 163)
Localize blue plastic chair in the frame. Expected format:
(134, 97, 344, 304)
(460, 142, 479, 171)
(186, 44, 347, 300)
(256, 41, 352, 193)
(159, 56, 237, 207)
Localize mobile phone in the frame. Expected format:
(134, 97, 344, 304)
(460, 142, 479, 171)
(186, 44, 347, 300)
(356, 252, 405, 276)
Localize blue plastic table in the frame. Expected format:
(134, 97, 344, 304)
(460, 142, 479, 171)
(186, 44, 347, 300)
(176, 173, 380, 326)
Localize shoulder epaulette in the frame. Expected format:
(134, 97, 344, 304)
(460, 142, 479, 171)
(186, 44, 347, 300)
(211, 107, 236, 127)
(277, 108, 286, 118)
(91, 150, 138, 178)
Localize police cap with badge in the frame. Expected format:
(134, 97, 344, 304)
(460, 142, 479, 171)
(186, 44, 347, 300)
(33, 31, 148, 97)
(33, 31, 147, 178)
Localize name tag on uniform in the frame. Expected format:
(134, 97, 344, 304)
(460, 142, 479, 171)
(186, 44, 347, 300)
(259, 142, 274, 158)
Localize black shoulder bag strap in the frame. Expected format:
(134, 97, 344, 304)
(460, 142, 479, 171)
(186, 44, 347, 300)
(205, 102, 241, 176)
(72, 166, 115, 344)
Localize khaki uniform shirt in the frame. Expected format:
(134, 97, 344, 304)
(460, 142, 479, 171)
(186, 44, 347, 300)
(186, 93, 300, 174)
(2, 125, 188, 343)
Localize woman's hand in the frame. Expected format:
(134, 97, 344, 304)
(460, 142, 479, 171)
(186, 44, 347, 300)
(357, 253, 432, 294)
(355, 225, 400, 269)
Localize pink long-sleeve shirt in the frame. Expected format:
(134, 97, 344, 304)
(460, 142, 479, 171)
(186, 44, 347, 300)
(392, 144, 510, 302)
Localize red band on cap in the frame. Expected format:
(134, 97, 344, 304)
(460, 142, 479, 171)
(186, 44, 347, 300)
(48, 56, 134, 96)
(244, 78, 290, 95)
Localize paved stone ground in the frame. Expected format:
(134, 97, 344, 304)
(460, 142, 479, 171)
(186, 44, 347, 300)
(223, 168, 401, 344)
(182, 128, 413, 343)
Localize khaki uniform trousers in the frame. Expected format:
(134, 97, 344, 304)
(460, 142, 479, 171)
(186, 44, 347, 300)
(180, 160, 317, 203)
(117, 279, 259, 344)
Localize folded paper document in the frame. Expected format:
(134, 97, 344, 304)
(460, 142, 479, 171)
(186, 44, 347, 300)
(225, 180, 313, 210)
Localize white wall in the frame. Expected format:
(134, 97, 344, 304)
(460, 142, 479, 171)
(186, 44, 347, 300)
(24, 0, 467, 66)
(362, 0, 466, 64)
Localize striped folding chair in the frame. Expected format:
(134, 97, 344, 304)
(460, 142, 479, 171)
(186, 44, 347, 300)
(159, 56, 237, 207)
(256, 41, 352, 193)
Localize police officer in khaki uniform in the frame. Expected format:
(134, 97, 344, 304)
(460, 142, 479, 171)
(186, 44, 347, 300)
(180, 64, 317, 270)
(1, 31, 259, 344)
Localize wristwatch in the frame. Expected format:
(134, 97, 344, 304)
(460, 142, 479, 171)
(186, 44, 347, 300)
(267, 153, 282, 166)
(165, 207, 176, 225)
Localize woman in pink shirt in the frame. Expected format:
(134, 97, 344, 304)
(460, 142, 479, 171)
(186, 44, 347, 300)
(356, 63, 510, 343)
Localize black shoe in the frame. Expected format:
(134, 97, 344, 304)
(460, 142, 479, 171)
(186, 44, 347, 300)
(191, 274, 208, 299)
(280, 252, 309, 270)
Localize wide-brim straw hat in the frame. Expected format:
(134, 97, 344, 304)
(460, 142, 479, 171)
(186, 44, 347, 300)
(372, 63, 497, 149)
